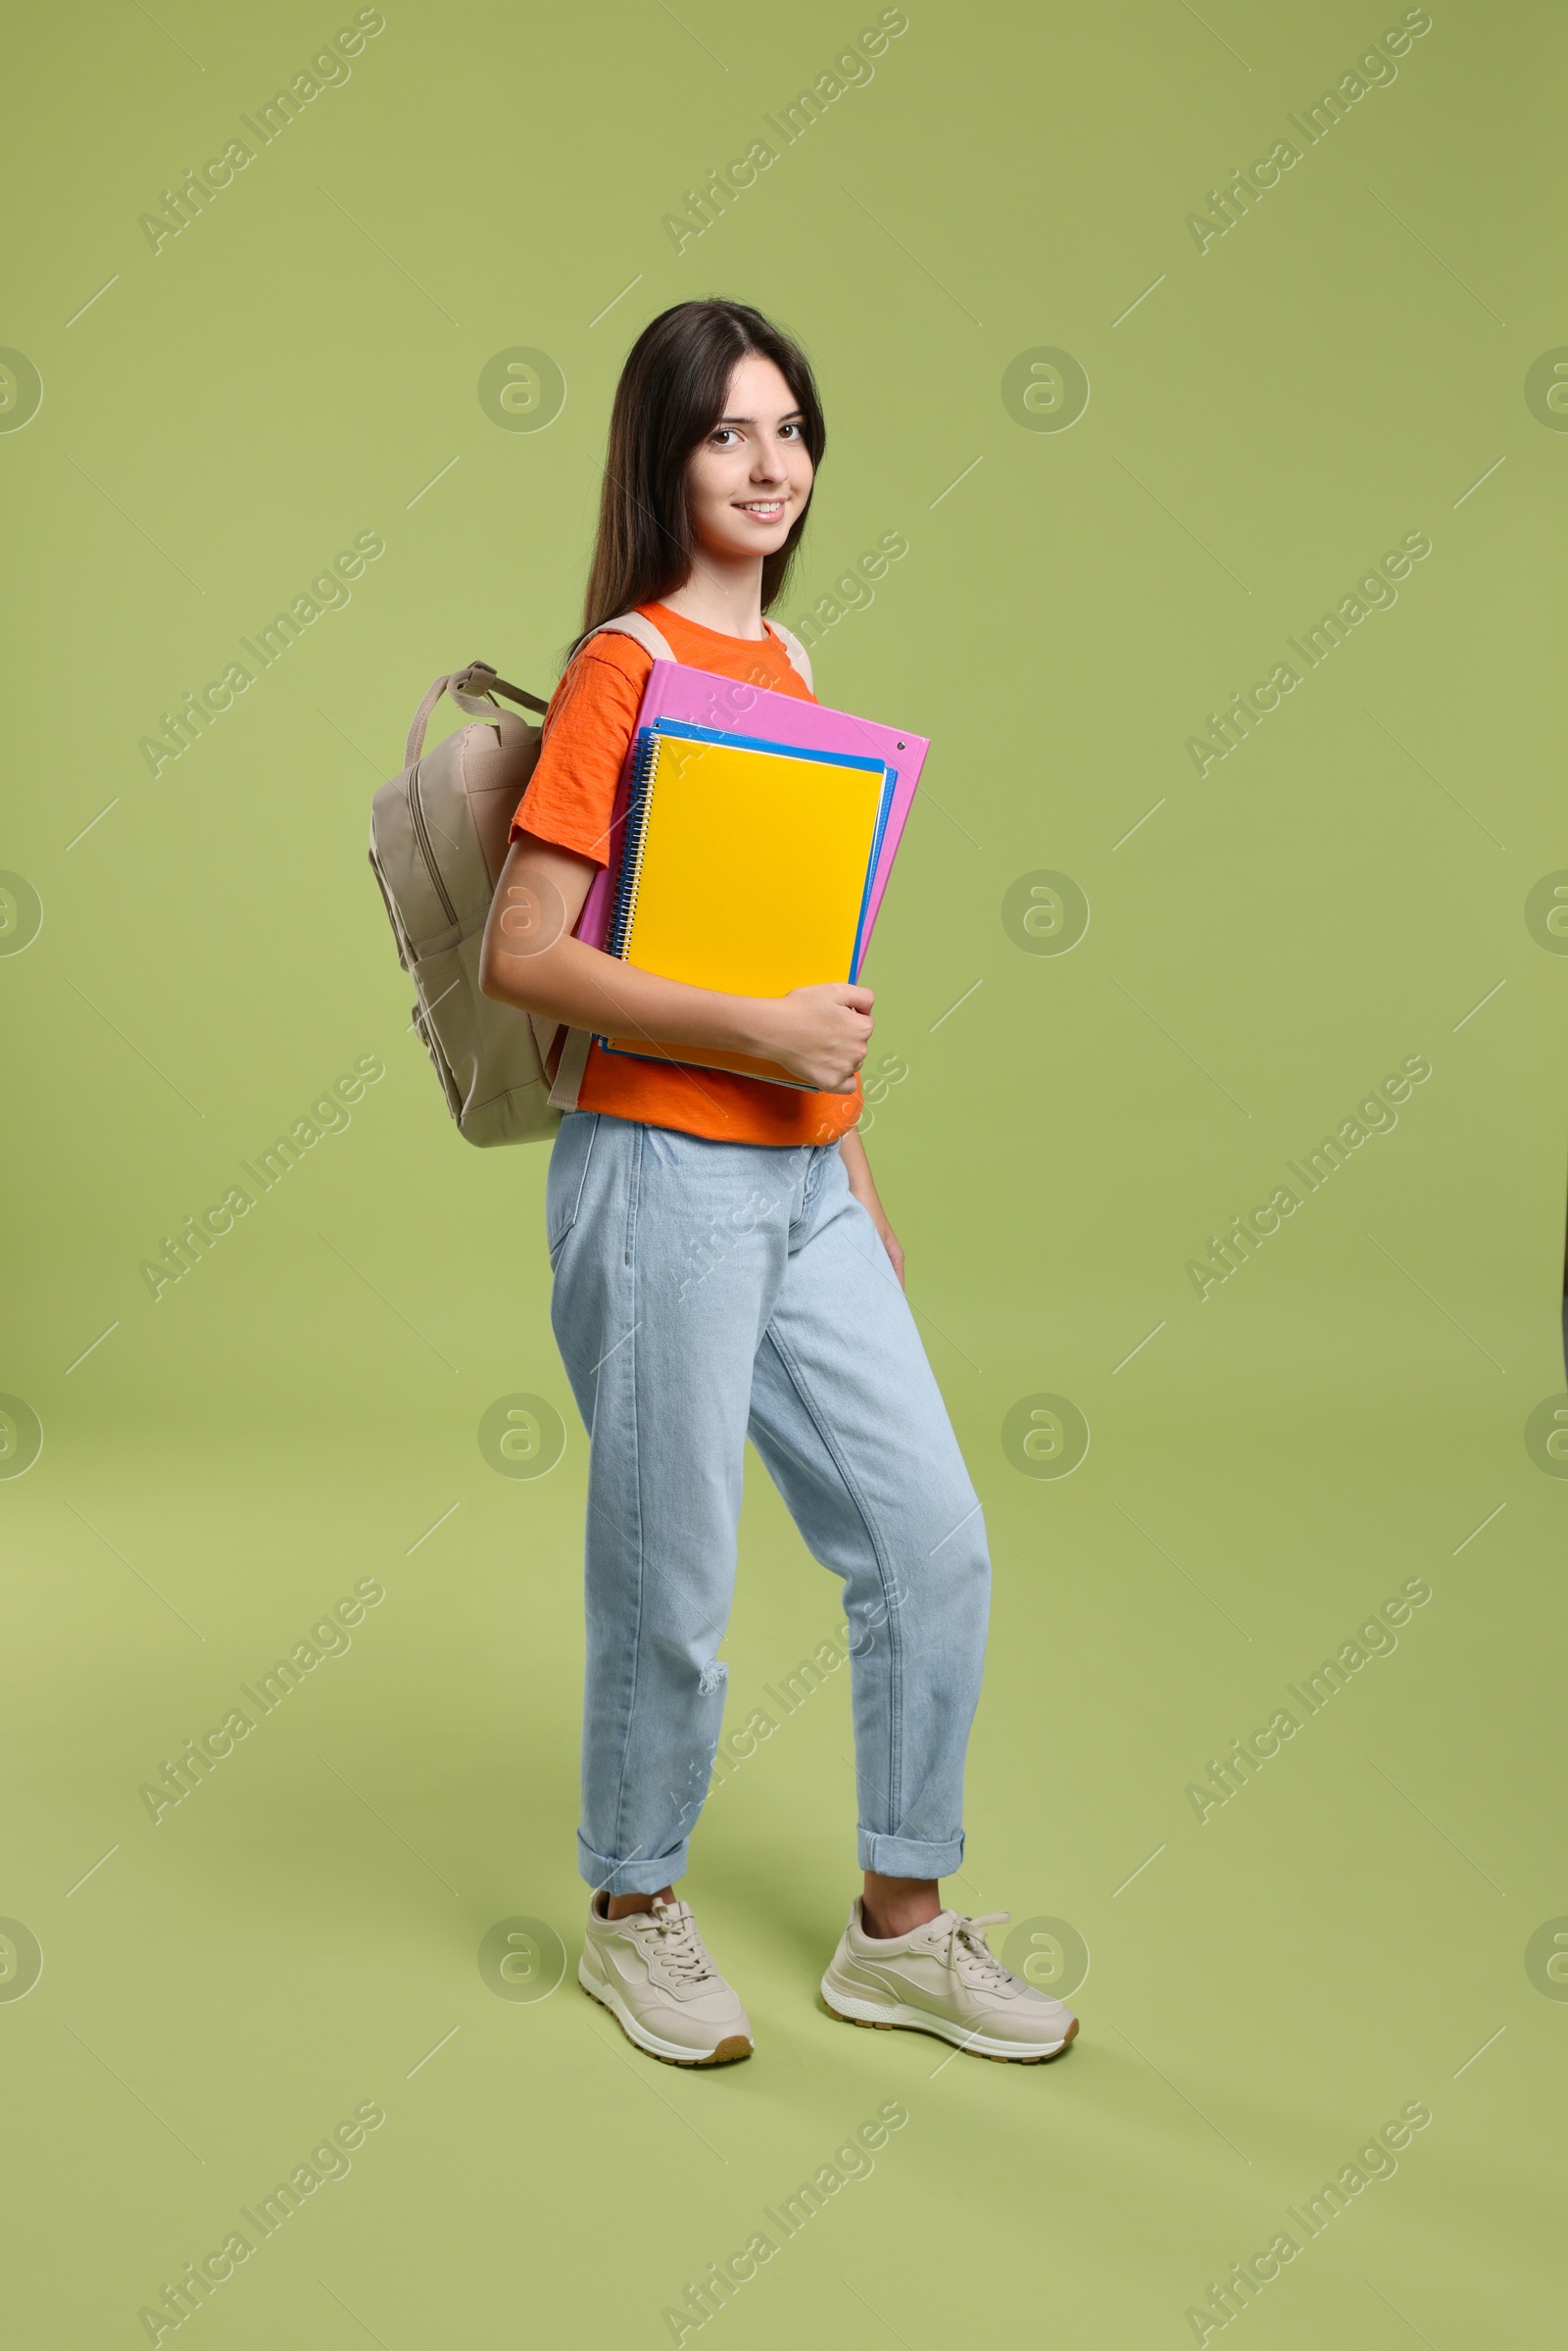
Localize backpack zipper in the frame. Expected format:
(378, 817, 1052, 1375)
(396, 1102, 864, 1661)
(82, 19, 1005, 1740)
(407, 763, 460, 929)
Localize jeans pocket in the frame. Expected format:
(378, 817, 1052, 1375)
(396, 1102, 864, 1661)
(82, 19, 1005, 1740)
(546, 1112, 599, 1267)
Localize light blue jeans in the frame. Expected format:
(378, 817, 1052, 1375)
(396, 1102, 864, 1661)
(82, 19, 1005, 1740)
(546, 1112, 991, 1895)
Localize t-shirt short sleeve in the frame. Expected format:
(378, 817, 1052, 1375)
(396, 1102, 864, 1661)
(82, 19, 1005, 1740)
(510, 636, 652, 865)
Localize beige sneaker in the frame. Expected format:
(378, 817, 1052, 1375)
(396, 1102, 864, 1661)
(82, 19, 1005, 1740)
(821, 1901, 1078, 2063)
(579, 1894, 753, 2067)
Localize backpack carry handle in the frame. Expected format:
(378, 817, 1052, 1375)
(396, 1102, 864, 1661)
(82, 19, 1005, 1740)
(404, 662, 549, 769)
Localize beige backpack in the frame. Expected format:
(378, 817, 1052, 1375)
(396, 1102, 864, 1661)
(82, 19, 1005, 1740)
(368, 612, 812, 1146)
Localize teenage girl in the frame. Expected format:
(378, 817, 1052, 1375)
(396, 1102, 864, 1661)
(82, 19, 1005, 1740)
(479, 300, 1077, 2068)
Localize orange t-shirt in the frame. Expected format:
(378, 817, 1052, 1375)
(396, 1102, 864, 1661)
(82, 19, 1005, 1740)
(511, 603, 863, 1148)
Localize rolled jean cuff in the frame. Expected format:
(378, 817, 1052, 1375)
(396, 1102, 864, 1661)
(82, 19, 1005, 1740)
(858, 1829, 965, 1878)
(577, 1832, 691, 1896)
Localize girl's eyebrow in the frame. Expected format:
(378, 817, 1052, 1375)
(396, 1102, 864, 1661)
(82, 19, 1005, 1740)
(714, 409, 806, 426)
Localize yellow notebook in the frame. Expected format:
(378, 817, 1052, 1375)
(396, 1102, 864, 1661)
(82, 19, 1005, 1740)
(600, 720, 893, 1087)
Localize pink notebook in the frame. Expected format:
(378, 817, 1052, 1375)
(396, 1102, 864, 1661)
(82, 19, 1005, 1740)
(576, 661, 926, 955)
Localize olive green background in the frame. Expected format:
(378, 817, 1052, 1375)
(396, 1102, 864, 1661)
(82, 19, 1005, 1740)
(2, 0, 1564, 2342)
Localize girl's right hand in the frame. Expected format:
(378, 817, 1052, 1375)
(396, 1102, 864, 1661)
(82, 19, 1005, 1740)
(756, 983, 874, 1092)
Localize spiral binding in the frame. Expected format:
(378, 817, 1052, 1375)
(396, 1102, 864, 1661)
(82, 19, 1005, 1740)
(607, 728, 662, 962)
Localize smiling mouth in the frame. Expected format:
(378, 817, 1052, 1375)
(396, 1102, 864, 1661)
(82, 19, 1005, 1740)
(735, 499, 787, 519)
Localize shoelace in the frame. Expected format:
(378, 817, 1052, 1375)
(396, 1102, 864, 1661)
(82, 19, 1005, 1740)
(936, 1910, 1014, 1986)
(633, 1898, 718, 1984)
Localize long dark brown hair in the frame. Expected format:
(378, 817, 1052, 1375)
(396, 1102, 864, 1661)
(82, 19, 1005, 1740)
(575, 299, 825, 652)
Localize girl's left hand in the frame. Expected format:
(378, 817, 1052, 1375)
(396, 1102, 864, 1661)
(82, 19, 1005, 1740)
(868, 1208, 905, 1288)
(838, 1126, 903, 1286)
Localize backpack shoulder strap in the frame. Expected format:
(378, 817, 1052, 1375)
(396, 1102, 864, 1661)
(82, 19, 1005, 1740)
(764, 619, 814, 694)
(589, 611, 675, 663)
(591, 610, 814, 692)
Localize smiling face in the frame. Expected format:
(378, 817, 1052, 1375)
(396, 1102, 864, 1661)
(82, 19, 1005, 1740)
(684, 352, 815, 570)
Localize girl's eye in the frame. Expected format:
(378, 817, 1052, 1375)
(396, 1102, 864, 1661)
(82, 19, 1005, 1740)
(709, 421, 804, 446)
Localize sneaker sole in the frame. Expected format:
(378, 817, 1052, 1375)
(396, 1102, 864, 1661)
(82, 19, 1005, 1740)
(578, 1958, 752, 2069)
(819, 1975, 1077, 2063)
